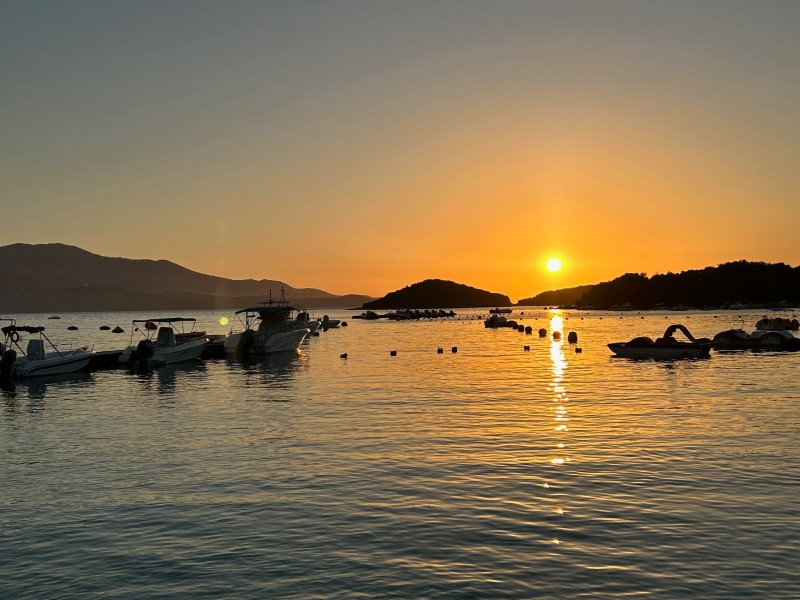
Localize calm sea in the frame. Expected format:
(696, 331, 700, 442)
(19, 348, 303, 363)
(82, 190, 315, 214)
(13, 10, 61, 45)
(1, 308, 799, 599)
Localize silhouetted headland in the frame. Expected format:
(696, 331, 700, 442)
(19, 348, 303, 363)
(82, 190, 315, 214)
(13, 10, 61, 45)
(519, 261, 800, 309)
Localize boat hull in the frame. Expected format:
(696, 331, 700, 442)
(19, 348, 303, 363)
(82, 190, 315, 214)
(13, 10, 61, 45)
(224, 329, 309, 355)
(121, 337, 207, 366)
(152, 337, 207, 365)
(14, 351, 94, 377)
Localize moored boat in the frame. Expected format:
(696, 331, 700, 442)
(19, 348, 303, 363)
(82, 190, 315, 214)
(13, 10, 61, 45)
(0, 319, 94, 378)
(120, 317, 207, 367)
(484, 314, 518, 328)
(712, 327, 800, 351)
(224, 290, 309, 355)
(608, 324, 711, 359)
(755, 313, 799, 331)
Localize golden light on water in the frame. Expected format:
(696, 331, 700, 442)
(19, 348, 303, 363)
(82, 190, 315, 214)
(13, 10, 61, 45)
(219, 316, 229, 326)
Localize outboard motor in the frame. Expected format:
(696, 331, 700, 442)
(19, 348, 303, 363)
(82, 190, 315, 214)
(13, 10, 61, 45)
(238, 329, 255, 356)
(136, 339, 154, 368)
(0, 349, 17, 379)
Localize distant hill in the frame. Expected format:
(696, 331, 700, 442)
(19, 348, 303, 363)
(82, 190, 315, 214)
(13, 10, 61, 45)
(573, 261, 800, 309)
(361, 279, 511, 309)
(517, 284, 595, 307)
(0, 243, 374, 312)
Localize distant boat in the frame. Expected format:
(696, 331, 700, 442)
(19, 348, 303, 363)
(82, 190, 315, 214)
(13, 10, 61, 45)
(755, 312, 799, 331)
(489, 307, 513, 314)
(321, 315, 341, 330)
(47, 315, 61, 319)
(353, 311, 381, 320)
(713, 326, 800, 351)
(608, 324, 711, 359)
(484, 314, 518, 328)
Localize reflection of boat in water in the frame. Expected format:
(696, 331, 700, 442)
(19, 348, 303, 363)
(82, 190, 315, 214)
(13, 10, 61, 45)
(609, 324, 711, 359)
(0, 319, 94, 378)
(224, 290, 309, 355)
(713, 326, 800, 351)
(120, 317, 207, 367)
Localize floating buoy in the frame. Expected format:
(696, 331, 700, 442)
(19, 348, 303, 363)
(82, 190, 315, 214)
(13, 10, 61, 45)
(523, 345, 530, 351)
(437, 347, 444, 354)
(575, 347, 582, 353)
(340, 353, 348, 359)
(67, 326, 78, 331)
(553, 331, 562, 340)
(341, 322, 348, 327)
(567, 331, 578, 343)
(517, 324, 525, 332)
(525, 326, 532, 334)
(451, 346, 458, 353)
(144, 321, 157, 330)
(390, 350, 397, 356)
(538, 328, 547, 337)
(99, 325, 110, 331)
(112, 326, 124, 334)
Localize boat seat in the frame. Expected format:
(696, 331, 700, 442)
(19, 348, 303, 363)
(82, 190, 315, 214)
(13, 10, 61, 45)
(155, 327, 177, 348)
(26, 338, 46, 360)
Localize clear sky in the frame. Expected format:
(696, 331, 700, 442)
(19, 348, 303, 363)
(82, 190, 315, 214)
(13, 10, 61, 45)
(3, 1, 799, 300)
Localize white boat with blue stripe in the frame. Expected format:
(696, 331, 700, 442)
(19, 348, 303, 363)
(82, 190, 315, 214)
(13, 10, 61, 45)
(0, 319, 94, 378)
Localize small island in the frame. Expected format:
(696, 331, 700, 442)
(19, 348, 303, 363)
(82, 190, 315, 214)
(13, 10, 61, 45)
(360, 279, 511, 309)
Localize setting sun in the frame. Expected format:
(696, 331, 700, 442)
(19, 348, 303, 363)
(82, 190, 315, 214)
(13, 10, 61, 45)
(547, 258, 563, 272)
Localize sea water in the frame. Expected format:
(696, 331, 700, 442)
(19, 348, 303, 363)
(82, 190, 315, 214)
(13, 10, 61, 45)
(1, 309, 799, 598)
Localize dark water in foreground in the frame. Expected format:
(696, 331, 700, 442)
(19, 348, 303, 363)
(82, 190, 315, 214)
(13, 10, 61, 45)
(1, 309, 799, 598)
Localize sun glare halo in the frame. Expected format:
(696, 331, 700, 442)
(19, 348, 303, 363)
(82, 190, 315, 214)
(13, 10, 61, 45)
(547, 258, 563, 272)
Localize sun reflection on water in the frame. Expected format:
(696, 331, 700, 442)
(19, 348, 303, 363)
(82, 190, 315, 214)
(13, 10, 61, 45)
(545, 315, 573, 547)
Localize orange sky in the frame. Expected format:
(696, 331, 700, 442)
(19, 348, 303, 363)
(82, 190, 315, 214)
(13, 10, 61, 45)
(4, 2, 799, 301)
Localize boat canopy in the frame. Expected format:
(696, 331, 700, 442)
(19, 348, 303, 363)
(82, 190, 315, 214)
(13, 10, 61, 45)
(2, 325, 43, 335)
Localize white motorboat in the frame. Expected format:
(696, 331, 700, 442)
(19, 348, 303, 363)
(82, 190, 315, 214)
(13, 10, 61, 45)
(608, 324, 712, 359)
(320, 314, 341, 330)
(0, 319, 94, 378)
(224, 291, 309, 355)
(293, 310, 321, 334)
(120, 317, 207, 367)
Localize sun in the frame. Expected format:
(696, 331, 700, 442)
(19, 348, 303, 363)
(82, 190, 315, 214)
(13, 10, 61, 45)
(546, 257, 563, 272)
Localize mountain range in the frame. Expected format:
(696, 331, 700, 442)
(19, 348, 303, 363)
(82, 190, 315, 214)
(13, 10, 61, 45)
(0, 243, 373, 312)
